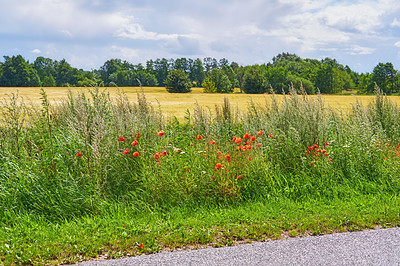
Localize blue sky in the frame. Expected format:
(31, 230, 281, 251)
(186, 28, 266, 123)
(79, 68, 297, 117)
(1, 0, 399, 73)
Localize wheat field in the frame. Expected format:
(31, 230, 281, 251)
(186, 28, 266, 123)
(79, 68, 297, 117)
(1, 86, 400, 120)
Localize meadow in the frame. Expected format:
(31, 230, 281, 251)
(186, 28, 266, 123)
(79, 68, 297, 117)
(1, 86, 400, 265)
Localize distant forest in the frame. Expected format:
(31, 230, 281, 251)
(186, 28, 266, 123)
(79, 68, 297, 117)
(0, 53, 399, 94)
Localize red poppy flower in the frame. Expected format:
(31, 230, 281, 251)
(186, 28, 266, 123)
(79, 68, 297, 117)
(324, 153, 328, 156)
(251, 136, 256, 141)
(321, 149, 326, 153)
(158, 130, 164, 136)
(76, 152, 82, 157)
(243, 133, 251, 139)
(257, 130, 263, 135)
(133, 152, 140, 157)
(268, 134, 273, 138)
(237, 175, 242, 179)
(162, 150, 167, 156)
(232, 136, 237, 143)
(215, 163, 222, 170)
(217, 151, 222, 155)
(330, 158, 333, 162)
(123, 149, 129, 155)
(325, 142, 329, 146)
(187, 169, 190, 172)
(248, 156, 252, 160)
(139, 244, 144, 249)
(225, 155, 231, 162)
(256, 143, 262, 147)
(131, 140, 138, 146)
(218, 156, 223, 160)
(196, 134, 202, 140)
(211, 176, 215, 180)
(396, 152, 399, 156)
(118, 136, 125, 142)
(154, 153, 160, 160)
(209, 140, 215, 145)
(190, 143, 193, 146)
(246, 145, 252, 150)
(135, 132, 141, 138)
(235, 138, 242, 144)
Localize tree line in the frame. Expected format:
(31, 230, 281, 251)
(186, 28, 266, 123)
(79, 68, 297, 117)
(0, 53, 399, 94)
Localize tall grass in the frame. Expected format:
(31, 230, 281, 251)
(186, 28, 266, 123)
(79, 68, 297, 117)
(1, 85, 400, 224)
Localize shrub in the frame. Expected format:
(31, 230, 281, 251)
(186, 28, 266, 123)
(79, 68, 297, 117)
(165, 69, 192, 93)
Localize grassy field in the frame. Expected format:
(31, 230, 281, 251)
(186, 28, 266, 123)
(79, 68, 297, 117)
(2, 86, 400, 119)
(1, 86, 400, 265)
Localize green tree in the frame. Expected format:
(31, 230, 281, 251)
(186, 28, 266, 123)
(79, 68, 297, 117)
(0, 55, 40, 86)
(165, 69, 192, 93)
(242, 67, 268, 94)
(202, 78, 217, 93)
(368, 62, 399, 94)
(42, 74, 56, 87)
(189, 58, 205, 86)
(265, 66, 290, 93)
(207, 69, 233, 93)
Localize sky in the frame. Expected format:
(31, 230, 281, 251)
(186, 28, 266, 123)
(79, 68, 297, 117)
(1, 0, 400, 73)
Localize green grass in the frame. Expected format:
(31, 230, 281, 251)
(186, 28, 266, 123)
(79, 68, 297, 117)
(1, 86, 400, 265)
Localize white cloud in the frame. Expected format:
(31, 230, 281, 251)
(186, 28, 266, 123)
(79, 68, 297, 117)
(347, 45, 375, 55)
(31, 49, 41, 54)
(391, 18, 400, 27)
(395, 41, 400, 48)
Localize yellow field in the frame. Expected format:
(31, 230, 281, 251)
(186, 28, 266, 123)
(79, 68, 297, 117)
(2, 87, 400, 120)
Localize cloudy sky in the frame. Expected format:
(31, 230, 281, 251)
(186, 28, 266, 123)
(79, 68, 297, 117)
(1, 0, 399, 73)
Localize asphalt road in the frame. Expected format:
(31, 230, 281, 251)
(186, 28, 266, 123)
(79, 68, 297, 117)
(80, 227, 400, 265)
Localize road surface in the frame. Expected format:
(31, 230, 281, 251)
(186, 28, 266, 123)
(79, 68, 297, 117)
(79, 227, 400, 265)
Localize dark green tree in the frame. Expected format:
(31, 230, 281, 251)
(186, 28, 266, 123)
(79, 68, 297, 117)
(165, 69, 192, 93)
(0, 55, 40, 86)
(242, 66, 268, 94)
(207, 68, 233, 93)
(368, 62, 399, 94)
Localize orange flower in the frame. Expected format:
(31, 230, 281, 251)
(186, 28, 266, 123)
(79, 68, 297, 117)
(218, 156, 223, 160)
(131, 140, 138, 146)
(256, 143, 262, 147)
(237, 175, 242, 179)
(396, 152, 399, 156)
(232, 136, 237, 143)
(123, 149, 129, 155)
(257, 130, 263, 135)
(133, 152, 140, 157)
(217, 151, 222, 155)
(196, 134, 202, 140)
(246, 145, 252, 150)
(139, 244, 144, 249)
(251, 136, 256, 141)
(158, 130, 164, 136)
(209, 140, 216, 145)
(246, 141, 251, 145)
(215, 163, 222, 170)
(235, 138, 242, 144)
(321, 149, 326, 153)
(135, 132, 141, 138)
(236, 146, 241, 151)
(243, 133, 251, 139)
(118, 136, 125, 142)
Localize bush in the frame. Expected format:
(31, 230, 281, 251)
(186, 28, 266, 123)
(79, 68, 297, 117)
(165, 69, 192, 93)
(202, 78, 217, 93)
(242, 67, 268, 94)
